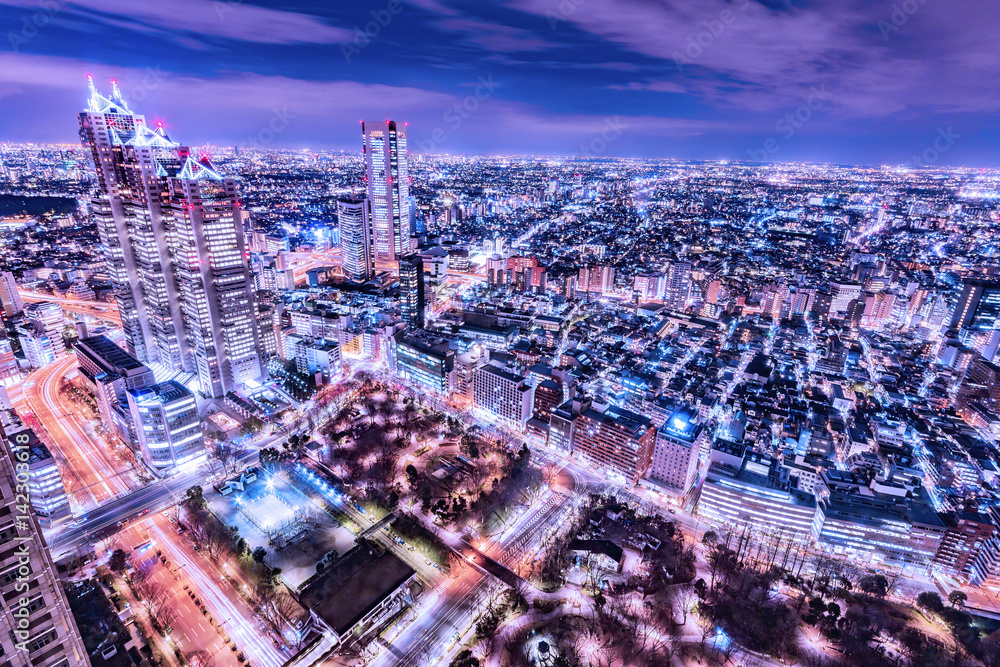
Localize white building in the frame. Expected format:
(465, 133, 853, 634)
(24, 301, 65, 358)
(644, 407, 703, 497)
(0, 270, 22, 317)
(126, 380, 204, 470)
(472, 362, 534, 431)
(79, 78, 265, 398)
(18, 324, 56, 369)
(362, 120, 411, 262)
(295, 339, 344, 384)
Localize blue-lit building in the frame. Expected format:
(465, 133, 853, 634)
(6, 428, 71, 525)
(815, 469, 946, 572)
(126, 381, 204, 471)
(951, 279, 1000, 331)
(643, 406, 704, 498)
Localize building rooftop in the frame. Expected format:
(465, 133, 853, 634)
(79, 334, 146, 371)
(299, 546, 415, 637)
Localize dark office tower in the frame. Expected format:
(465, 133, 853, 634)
(337, 198, 373, 284)
(362, 120, 411, 263)
(78, 78, 265, 398)
(951, 279, 1000, 331)
(399, 254, 425, 329)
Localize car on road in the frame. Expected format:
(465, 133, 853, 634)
(139, 509, 150, 516)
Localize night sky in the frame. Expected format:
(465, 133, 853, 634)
(0, 0, 997, 165)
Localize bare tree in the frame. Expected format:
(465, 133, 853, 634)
(676, 584, 698, 626)
(140, 580, 176, 632)
(207, 440, 245, 477)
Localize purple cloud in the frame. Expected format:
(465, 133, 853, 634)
(500, 0, 1000, 117)
(0, 0, 352, 44)
(0, 52, 732, 154)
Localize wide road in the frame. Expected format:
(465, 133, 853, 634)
(149, 519, 290, 667)
(18, 356, 140, 511)
(121, 520, 243, 667)
(47, 442, 269, 559)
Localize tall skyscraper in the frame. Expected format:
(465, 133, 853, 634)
(665, 261, 692, 311)
(79, 78, 264, 398)
(362, 120, 411, 263)
(0, 422, 91, 666)
(0, 271, 22, 318)
(399, 254, 425, 329)
(337, 198, 373, 284)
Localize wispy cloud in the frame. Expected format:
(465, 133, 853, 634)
(437, 17, 551, 52)
(500, 0, 1000, 117)
(0, 52, 732, 153)
(0, 0, 352, 44)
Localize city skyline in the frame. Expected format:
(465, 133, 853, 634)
(5, 3, 1000, 667)
(0, 0, 998, 165)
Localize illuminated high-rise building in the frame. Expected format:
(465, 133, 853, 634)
(362, 120, 411, 263)
(0, 271, 22, 318)
(951, 279, 1000, 331)
(337, 198, 373, 284)
(664, 261, 692, 311)
(78, 78, 265, 398)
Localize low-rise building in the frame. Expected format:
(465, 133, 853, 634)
(395, 332, 455, 395)
(696, 449, 820, 544)
(126, 381, 204, 471)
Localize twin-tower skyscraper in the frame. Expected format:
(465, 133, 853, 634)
(339, 120, 413, 284)
(79, 78, 264, 399)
